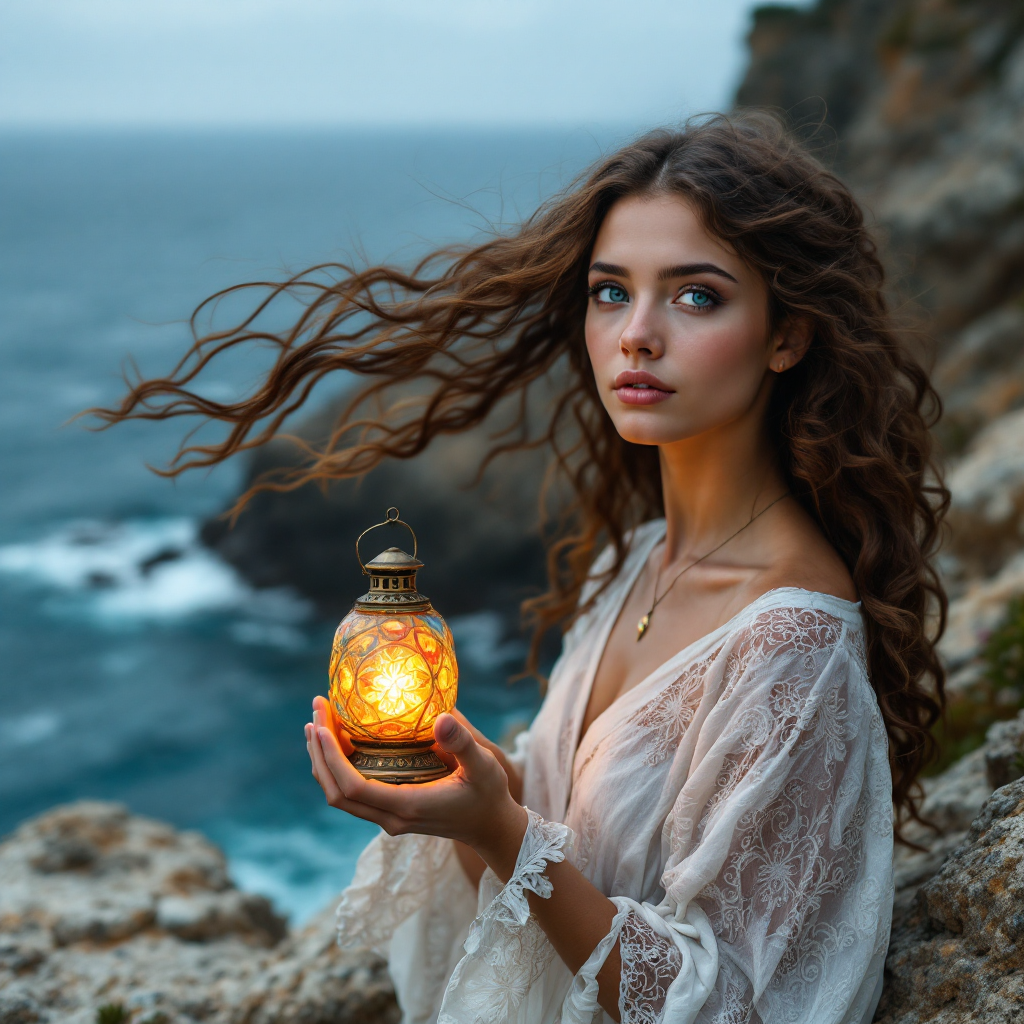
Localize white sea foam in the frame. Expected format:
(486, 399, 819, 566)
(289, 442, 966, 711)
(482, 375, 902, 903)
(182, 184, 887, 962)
(0, 518, 312, 639)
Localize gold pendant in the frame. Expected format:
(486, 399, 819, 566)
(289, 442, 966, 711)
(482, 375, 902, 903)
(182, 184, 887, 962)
(636, 613, 650, 641)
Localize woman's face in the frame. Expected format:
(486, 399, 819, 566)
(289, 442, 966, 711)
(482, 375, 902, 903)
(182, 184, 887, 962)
(585, 193, 787, 447)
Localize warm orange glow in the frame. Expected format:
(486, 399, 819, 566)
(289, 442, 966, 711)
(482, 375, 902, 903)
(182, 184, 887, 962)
(329, 610, 457, 744)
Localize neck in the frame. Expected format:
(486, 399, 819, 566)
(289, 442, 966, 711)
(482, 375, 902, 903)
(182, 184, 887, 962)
(657, 417, 787, 565)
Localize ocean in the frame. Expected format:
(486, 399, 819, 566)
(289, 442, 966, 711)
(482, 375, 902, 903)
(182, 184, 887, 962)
(0, 127, 624, 922)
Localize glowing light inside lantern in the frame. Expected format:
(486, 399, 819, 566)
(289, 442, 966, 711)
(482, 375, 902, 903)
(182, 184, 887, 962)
(330, 611, 457, 745)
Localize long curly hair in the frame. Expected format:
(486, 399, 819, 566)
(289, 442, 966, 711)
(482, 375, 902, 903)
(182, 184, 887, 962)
(94, 113, 948, 834)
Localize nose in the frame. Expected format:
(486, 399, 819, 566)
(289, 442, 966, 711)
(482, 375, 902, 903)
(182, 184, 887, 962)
(618, 301, 664, 360)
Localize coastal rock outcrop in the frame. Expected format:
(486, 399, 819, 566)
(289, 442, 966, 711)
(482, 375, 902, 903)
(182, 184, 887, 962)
(880, 753, 1024, 1021)
(0, 801, 397, 1024)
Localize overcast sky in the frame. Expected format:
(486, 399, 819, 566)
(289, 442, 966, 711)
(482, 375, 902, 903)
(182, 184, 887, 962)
(0, 0, 782, 128)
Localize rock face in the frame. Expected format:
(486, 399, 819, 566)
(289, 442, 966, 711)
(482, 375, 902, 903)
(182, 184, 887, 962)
(881, 776, 1024, 1019)
(0, 801, 397, 1024)
(945, 408, 1024, 580)
(879, 713, 1024, 1022)
(739, 0, 1024, 349)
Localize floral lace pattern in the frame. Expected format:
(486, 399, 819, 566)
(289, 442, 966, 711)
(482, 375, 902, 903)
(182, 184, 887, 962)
(619, 909, 685, 1022)
(494, 809, 571, 926)
(629, 652, 716, 767)
(435, 809, 571, 1024)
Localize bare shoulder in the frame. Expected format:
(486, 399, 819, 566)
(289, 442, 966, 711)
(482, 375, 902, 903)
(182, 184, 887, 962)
(754, 498, 858, 604)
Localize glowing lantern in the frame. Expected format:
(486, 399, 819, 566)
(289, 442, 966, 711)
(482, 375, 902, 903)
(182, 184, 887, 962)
(329, 508, 458, 784)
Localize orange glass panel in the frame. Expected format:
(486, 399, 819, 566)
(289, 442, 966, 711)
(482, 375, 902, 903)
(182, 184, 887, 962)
(329, 608, 458, 744)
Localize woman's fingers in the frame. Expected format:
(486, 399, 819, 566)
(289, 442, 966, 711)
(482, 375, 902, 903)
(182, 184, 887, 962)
(449, 707, 488, 745)
(306, 723, 329, 789)
(312, 695, 354, 755)
(432, 745, 460, 771)
(449, 708, 513, 775)
(433, 713, 491, 779)
(316, 725, 415, 816)
(307, 725, 404, 832)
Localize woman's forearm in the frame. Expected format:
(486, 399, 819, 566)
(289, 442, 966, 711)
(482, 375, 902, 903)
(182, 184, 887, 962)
(528, 859, 623, 1020)
(453, 839, 486, 888)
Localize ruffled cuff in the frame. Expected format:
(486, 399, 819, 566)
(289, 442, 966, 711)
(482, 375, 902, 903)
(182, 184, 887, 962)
(491, 807, 571, 928)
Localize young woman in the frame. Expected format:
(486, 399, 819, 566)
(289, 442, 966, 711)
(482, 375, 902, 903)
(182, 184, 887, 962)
(101, 114, 947, 1023)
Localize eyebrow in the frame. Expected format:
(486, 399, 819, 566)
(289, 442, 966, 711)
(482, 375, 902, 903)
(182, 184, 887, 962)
(588, 260, 738, 284)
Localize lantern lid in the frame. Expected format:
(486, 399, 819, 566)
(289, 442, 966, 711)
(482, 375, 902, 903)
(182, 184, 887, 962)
(363, 546, 424, 573)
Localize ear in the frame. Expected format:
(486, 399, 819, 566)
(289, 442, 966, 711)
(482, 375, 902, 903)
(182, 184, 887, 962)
(768, 316, 813, 374)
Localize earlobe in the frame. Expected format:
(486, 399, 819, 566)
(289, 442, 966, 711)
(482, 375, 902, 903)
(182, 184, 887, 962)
(771, 316, 813, 373)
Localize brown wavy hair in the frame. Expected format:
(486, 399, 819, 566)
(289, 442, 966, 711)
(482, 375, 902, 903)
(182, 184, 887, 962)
(94, 113, 948, 833)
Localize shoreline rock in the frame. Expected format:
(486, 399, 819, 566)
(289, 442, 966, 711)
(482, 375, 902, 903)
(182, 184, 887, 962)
(0, 802, 397, 1024)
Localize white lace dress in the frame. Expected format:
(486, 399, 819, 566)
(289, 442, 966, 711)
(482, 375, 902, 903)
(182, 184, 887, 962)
(336, 520, 894, 1024)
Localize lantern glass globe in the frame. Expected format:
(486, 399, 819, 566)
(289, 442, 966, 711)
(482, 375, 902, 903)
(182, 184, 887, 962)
(329, 608, 458, 745)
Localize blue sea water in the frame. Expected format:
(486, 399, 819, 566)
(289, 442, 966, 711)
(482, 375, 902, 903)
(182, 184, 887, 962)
(0, 128, 623, 922)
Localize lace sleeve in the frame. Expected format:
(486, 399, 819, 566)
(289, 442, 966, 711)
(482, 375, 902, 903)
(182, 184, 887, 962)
(659, 608, 894, 1024)
(560, 897, 718, 1024)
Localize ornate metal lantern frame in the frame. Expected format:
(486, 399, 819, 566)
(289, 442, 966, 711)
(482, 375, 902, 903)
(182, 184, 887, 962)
(328, 508, 457, 784)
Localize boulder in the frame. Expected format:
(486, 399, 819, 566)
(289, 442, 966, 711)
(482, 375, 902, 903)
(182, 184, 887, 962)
(879, 774, 1024, 1022)
(880, 713, 1024, 1022)
(0, 801, 397, 1024)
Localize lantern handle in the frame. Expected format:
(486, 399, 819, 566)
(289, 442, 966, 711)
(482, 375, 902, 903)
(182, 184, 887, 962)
(355, 507, 418, 572)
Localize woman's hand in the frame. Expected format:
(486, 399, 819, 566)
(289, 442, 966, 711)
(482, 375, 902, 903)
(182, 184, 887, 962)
(443, 707, 524, 804)
(305, 696, 527, 881)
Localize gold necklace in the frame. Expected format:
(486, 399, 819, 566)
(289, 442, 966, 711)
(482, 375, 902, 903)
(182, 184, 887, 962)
(636, 493, 791, 641)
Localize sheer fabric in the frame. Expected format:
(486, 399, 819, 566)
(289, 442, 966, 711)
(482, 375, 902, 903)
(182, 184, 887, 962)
(336, 520, 893, 1024)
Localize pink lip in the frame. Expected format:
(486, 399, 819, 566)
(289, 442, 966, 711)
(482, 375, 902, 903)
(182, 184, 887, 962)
(612, 369, 675, 406)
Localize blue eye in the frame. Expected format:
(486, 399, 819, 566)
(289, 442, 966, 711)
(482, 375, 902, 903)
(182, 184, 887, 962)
(593, 283, 629, 304)
(678, 288, 715, 309)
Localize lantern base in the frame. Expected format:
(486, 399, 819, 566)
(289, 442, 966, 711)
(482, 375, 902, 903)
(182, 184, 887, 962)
(348, 742, 451, 785)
